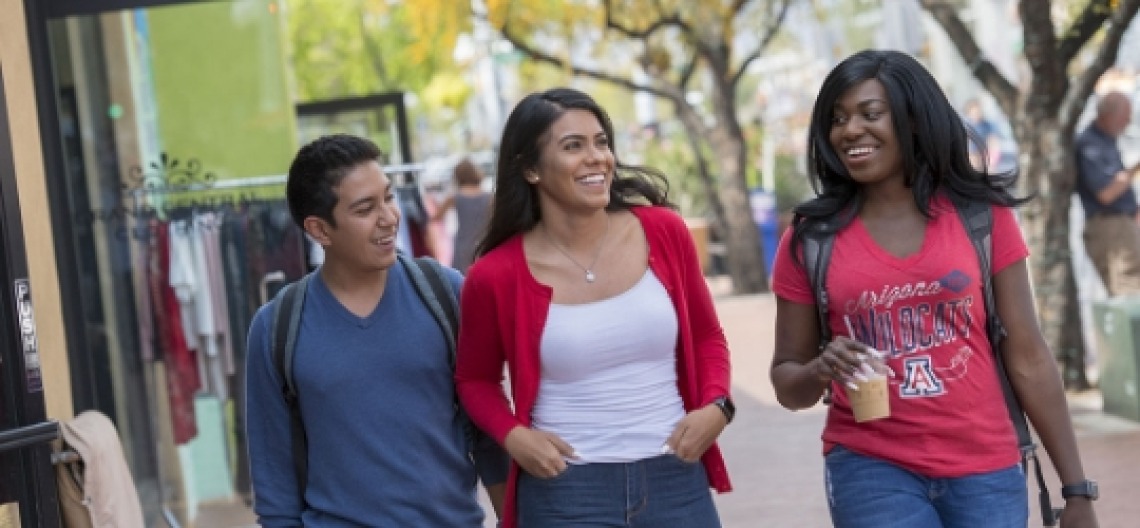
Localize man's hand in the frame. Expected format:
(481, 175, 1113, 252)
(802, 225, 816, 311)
(502, 427, 576, 479)
(663, 405, 727, 462)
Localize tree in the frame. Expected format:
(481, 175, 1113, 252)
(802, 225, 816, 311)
(289, 0, 462, 98)
(920, 0, 1140, 387)
(287, 0, 474, 154)
(481, 0, 795, 294)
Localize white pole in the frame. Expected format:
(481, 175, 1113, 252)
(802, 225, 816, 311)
(761, 129, 776, 192)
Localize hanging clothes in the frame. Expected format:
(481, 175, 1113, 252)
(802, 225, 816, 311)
(396, 184, 429, 256)
(148, 220, 198, 445)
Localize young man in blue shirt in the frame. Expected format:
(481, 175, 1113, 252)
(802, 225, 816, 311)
(246, 134, 507, 527)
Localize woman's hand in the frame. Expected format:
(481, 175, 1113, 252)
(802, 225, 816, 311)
(1059, 498, 1098, 528)
(810, 336, 890, 389)
(502, 427, 577, 479)
(664, 405, 727, 462)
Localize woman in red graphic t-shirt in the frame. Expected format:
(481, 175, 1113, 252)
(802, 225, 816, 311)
(769, 50, 1098, 528)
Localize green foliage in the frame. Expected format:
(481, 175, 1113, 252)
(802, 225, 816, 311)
(648, 139, 709, 217)
(773, 153, 810, 214)
(287, 0, 469, 104)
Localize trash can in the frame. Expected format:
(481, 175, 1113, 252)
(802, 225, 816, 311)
(749, 189, 778, 276)
(1090, 297, 1140, 422)
(684, 217, 711, 275)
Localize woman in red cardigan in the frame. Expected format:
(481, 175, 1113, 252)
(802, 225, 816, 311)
(455, 87, 733, 528)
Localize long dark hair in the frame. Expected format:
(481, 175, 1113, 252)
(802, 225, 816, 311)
(477, 87, 673, 257)
(792, 50, 1027, 255)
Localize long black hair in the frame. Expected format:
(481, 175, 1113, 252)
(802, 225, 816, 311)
(477, 87, 673, 256)
(793, 50, 1027, 254)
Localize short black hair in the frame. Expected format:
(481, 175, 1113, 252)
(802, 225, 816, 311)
(286, 134, 383, 229)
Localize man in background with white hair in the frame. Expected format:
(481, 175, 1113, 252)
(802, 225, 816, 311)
(1076, 91, 1140, 295)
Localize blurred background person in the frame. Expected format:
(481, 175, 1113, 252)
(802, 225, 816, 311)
(963, 98, 1003, 170)
(1075, 91, 1140, 296)
(432, 157, 492, 274)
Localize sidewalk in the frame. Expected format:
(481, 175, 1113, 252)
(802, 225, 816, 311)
(214, 288, 1140, 527)
(711, 291, 1140, 528)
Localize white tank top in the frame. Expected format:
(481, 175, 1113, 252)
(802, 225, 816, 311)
(532, 270, 684, 463)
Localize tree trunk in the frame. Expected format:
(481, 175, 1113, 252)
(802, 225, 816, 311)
(674, 95, 769, 294)
(1013, 116, 1089, 388)
(709, 129, 769, 293)
(709, 95, 768, 294)
(675, 102, 728, 238)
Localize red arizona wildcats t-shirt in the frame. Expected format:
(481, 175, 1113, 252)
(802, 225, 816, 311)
(772, 194, 1028, 478)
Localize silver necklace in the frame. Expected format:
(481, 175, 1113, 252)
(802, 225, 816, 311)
(544, 215, 611, 283)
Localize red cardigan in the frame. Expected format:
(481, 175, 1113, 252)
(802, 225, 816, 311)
(456, 205, 733, 528)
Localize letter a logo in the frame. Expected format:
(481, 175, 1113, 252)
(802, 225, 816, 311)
(900, 356, 945, 398)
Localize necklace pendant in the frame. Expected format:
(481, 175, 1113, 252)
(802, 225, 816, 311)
(585, 270, 596, 283)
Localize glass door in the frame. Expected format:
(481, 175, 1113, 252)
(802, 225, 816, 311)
(34, 2, 417, 525)
(0, 65, 62, 528)
(43, 2, 302, 525)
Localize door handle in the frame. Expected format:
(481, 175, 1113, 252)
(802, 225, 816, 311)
(0, 420, 58, 453)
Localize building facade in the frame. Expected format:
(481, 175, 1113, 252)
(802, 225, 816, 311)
(1, 1, 305, 525)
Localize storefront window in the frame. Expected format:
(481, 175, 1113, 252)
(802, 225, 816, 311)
(46, 2, 307, 524)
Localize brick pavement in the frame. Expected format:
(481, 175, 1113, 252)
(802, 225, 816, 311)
(207, 289, 1140, 527)
(711, 292, 1140, 528)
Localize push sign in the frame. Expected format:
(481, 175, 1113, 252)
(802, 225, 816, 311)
(14, 279, 42, 392)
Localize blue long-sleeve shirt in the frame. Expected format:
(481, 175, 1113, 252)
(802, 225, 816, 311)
(246, 260, 504, 527)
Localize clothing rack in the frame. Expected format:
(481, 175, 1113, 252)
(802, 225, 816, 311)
(126, 162, 426, 196)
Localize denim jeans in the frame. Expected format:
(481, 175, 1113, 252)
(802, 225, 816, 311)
(517, 454, 722, 527)
(824, 445, 1028, 528)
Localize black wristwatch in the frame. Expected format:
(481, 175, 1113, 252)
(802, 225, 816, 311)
(712, 396, 736, 424)
(1061, 480, 1098, 501)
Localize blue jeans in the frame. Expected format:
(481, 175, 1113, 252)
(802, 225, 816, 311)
(517, 454, 722, 527)
(824, 445, 1028, 528)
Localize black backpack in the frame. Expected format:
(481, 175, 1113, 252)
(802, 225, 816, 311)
(801, 197, 1061, 525)
(268, 252, 467, 503)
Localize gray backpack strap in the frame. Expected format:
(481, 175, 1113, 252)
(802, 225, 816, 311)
(269, 272, 314, 503)
(398, 253, 458, 364)
(951, 196, 1059, 524)
(397, 253, 480, 450)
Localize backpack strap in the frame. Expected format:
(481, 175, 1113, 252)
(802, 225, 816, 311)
(398, 253, 479, 450)
(270, 272, 314, 503)
(398, 253, 459, 365)
(950, 198, 1033, 450)
(803, 222, 836, 345)
(803, 220, 837, 404)
(269, 256, 477, 504)
(951, 196, 1061, 525)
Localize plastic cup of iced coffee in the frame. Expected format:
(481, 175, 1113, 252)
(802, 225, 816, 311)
(846, 351, 890, 422)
